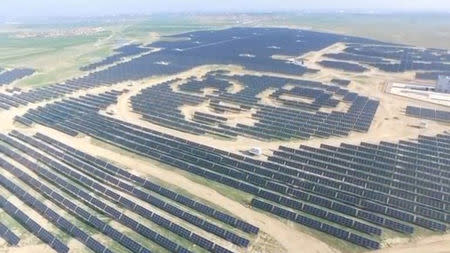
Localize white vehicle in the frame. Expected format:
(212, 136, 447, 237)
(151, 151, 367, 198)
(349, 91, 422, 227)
(248, 147, 262, 156)
(419, 120, 428, 129)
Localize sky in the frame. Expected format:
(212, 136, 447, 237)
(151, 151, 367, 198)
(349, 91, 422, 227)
(1, 0, 450, 17)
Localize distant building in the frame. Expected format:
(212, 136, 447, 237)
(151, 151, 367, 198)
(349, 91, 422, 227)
(436, 75, 450, 93)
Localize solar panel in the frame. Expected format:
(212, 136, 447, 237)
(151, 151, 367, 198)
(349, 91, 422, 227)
(406, 105, 450, 122)
(0, 223, 20, 246)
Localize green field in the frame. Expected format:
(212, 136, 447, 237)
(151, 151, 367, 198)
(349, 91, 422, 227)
(0, 30, 114, 86)
(119, 15, 234, 41)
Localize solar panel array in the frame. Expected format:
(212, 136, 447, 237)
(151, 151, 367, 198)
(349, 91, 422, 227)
(0, 162, 112, 253)
(19, 90, 125, 135)
(13, 81, 450, 248)
(32, 112, 389, 248)
(12, 132, 250, 249)
(0, 76, 122, 111)
(21, 106, 450, 249)
(19, 106, 378, 245)
(129, 73, 379, 140)
(267, 135, 450, 231)
(0, 68, 35, 86)
(405, 106, 450, 123)
(130, 80, 238, 137)
(0, 28, 391, 112)
(0, 128, 260, 252)
(332, 44, 450, 80)
(0, 145, 152, 253)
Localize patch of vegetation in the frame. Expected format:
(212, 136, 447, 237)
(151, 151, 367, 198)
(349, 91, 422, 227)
(119, 15, 234, 41)
(250, 231, 286, 253)
(0, 31, 109, 49)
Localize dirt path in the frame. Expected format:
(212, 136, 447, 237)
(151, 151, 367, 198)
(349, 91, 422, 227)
(372, 234, 450, 253)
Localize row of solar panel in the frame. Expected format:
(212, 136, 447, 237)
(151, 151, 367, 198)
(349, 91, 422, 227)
(251, 198, 380, 249)
(367, 139, 448, 168)
(193, 111, 228, 125)
(271, 87, 339, 108)
(370, 60, 450, 73)
(416, 71, 450, 80)
(206, 92, 259, 106)
(80, 44, 149, 71)
(326, 135, 450, 176)
(406, 106, 450, 122)
(0, 222, 20, 246)
(253, 112, 353, 136)
(344, 45, 450, 62)
(0, 68, 35, 86)
(0, 195, 69, 253)
(178, 76, 232, 93)
(417, 137, 450, 154)
(141, 112, 237, 138)
(318, 60, 368, 72)
(246, 117, 365, 139)
(325, 53, 390, 64)
(256, 98, 377, 129)
(417, 135, 450, 148)
(0, 60, 180, 112)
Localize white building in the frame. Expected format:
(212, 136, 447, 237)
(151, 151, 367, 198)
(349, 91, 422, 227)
(436, 75, 450, 93)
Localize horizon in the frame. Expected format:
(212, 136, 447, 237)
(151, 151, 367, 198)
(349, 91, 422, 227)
(2, 10, 450, 24)
(1, 0, 450, 18)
